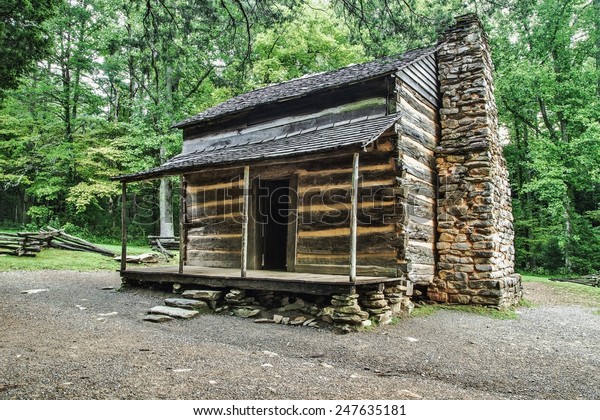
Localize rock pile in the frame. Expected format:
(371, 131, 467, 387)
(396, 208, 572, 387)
(330, 294, 369, 326)
(142, 285, 415, 330)
(385, 285, 414, 315)
(182, 289, 221, 309)
(361, 291, 392, 325)
(224, 289, 262, 318)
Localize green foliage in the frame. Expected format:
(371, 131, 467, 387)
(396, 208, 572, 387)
(248, 1, 368, 87)
(0, 0, 60, 97)
(493, 0, 600, 274)
(0, 0, 598, 276)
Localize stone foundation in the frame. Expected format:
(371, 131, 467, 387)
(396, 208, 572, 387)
(429, 14, 522, 307)
(136, 281, 415, 330)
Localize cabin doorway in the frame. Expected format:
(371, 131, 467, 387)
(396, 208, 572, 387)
(259, 179, 290, 270)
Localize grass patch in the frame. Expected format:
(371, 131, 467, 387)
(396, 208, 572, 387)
(518, 298, 536, 308)
(410, 303, 518, 320)
(522, 274, 600, 300)
(593, 309, 600, 316)
(0, 244, 177, 272)
(410, 304, 441, 317)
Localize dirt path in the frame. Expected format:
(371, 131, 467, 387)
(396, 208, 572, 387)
(1, 270, 599, 400)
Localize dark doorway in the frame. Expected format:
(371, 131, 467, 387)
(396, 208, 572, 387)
(259, 179, 290, 270)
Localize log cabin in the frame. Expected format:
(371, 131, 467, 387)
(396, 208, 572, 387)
(115, 14, 522, 316)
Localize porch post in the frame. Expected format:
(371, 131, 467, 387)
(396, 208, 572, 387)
(179, 175, 186, 274)
(349, 152, 359, 282)
(241, 165, 250, 278)
(120, 181, 127, 272)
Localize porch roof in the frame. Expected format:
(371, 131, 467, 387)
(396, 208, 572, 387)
(114, 112, 401, 182)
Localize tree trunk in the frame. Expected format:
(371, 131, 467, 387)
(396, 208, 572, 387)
(159, 143, 174, 237)
(563, 195, 573, 273)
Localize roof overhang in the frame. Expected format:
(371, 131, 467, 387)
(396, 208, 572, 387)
(114, 113, 401, 183)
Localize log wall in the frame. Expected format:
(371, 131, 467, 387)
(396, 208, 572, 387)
(185, 168, 244, 267)
(183, 137, 403, 276)
(395, 70, 441, 285)
(294, 138, 402, 276)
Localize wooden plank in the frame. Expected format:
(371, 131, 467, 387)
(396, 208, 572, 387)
(120, 182, 127, 272)
(299, 168, 394, 190)
(409, 273, 435, 284)
(413, 57, 437, 77)
(297, 231, 404, 255)
(298, 225, 394, 237)
(122, 269, 355, 295)
(349, 152, 359, 282)
(402, 111, 438, 140)
(248, 178, 261, 269)
(402, 155, 436, 186)
(187, 192, 243, 207)
(398, 69, 438, 107)
(400, 122, 437, 151)
(187, 180, 243, 195)
(300, 198, 397, 213)
(187, 235, 242, 251)
(187, 223, 242, 237)
(406, 241, 435, 265)
(179, 176, 186, 273)
(188, 199, 243, 219)
(185, 259, 241, 268)
(407, 219, 436, 242)
(295, 263, 397, 277)
(404, 62, 438, 95)
(297, 253, 396, 267)
(241, 165, 250, 278)
(287, 173, 299, 272)
(300, 186, 396, 206)
(398, 82, 438, 122)
(410, 263, 435, 275)
(298, 204, 398, 230)
(401, 137, 435, 168)
(187, 249, 241, 268)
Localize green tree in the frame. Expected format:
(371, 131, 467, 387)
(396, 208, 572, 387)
(0, 0, 61, 98)
(493, 0, 600, 273)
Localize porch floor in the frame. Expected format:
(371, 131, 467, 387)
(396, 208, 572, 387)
(120, 265, 406, 295)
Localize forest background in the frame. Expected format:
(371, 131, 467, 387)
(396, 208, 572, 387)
(0, 0, 599, 275)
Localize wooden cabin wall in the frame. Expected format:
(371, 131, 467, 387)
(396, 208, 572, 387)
(183, 140, 403, 276)
(294, 137, 402, 277)
(185, 168, 244, 268)
(395, 57, 440, 285)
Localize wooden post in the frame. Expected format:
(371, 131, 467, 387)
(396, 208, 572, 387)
(179, 175, 186, 274)
(241, 165, 250, 278)
(349, 152, 359, 282)
(120, 182, 127, 272)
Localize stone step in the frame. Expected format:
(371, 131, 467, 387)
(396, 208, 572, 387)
(144, 314, 174, 323)
(148, 305, 199, 319)
(181, 290, 222, 301)
(165, 298, 209, 310)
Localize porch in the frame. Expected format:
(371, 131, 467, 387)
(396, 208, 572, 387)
(120, 266, 409, 296)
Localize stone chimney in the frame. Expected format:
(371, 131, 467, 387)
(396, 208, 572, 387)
(428, 14, 522, 307)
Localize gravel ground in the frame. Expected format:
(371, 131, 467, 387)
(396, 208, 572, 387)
(1, 270, 599, 400)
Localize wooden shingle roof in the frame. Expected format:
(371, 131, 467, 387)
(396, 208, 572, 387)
(172, 46, 437, 129)
(116, 113, 401, 181)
